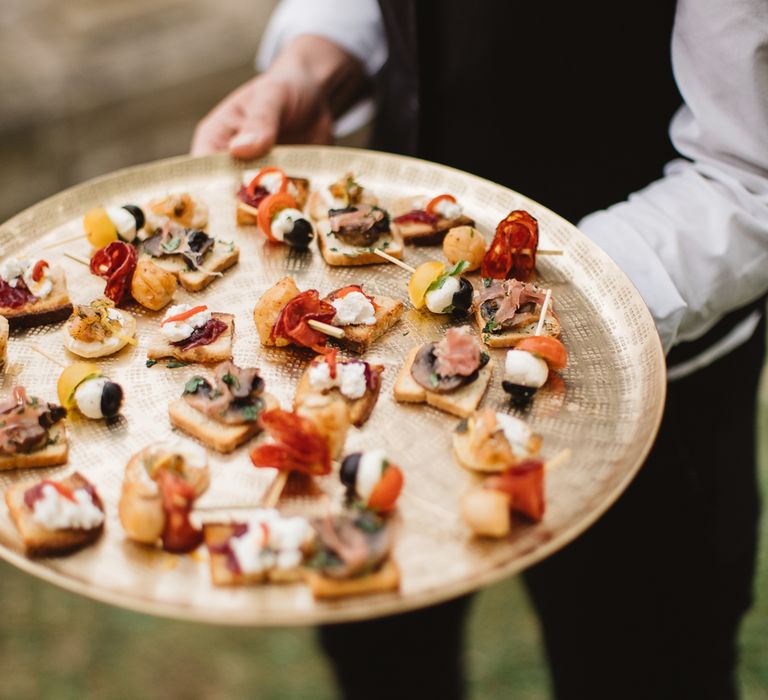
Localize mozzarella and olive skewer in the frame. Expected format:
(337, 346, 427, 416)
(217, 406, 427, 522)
(83, 205, 145, 248)
(340, 449, 405, 514)
(502, 336, 568, 406)
(57, 362, 124, 420)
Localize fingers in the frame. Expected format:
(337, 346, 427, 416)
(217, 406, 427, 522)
(227, 81, 286, 159)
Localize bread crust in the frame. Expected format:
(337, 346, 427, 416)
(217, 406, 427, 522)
(294, 357, 384, 427)
(145, 241, 239, 293)
(253, 277, 301, 347)
(0, 423, 68, 471)
(393, 346, 493, 418)
(316, 220, 404, 267)
(304, 558, 400, 599)
(0, 268, 73, 330)
(5, 472, 103, 556)
(169, 392, 278, 453)
(147, 313, 234, 363)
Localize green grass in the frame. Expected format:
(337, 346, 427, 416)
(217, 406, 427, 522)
(2, 395, 767, 700)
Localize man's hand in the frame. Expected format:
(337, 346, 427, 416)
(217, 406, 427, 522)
(191, 35, 365, 159)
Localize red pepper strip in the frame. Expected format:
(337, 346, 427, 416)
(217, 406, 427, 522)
(31, 260, 49, 283)
(325, 284, 379, 309)
(89, 241, 138, 305)
(246, 167, 288, 198)
(250, 408, 331, 476)
(270, 289, 337, 353)
(481, 210, 539, 281)
(484, 459, 545, 521)
(425, 194, 457, 217)
(0, 278, 36, 308)
(162, 305, 208, 326)
(157, 469, 203, 553)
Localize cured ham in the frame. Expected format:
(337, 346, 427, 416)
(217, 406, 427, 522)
(270, 290, 337, 353)
(433, 327, 482, 377)
(90, 241, 138, 305)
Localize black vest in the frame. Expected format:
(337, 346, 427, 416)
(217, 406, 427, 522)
(374, 1, 681, 224)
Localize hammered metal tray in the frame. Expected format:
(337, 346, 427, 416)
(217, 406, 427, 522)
(0, 147, 665, 625)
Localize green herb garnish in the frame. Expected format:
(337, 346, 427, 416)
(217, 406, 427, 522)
(241, 404, 259, 421)
(429, 372, 440, 388)
(161, 237, 182, 253)
(166, 360, 191, 369)
(483, 320, 499, 334)
(145, 359, 158, 368)
(183, 376, 206, 395)
(221, 372, 240, 390)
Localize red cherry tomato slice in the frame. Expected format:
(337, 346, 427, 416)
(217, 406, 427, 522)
(161, 305, 208, 326)
(246, 167, 288, 198)
(257, 192, 299, 242)
(484, 459, 545, 522)
(367, 464, 404, 513)
(31, 260, 49, 282)
(515, 336, 568, 371)
(425, 194, 457, 217)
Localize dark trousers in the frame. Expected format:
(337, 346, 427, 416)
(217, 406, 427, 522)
(319, 324, 763, 700)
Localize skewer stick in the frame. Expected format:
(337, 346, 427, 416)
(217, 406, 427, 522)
(534, 288, 552, 336)
(307, 319, 345, 339)
(537, 249, 563, 256)
(545, 448, 572, 472)
(28, 344, 66, 369)
(261, 470, 289, 509)
(372, 248, 416, 273)
(64, 252, 90, 267)
(41, 233, 86, 250)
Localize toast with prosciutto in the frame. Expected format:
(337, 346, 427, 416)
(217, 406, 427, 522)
(5, 472, 105, 556)
(0, 258, 73, 329)
(394, 326, 492, 418)
(0, 386, 68, 470)
(475, 279, 560, 348)
(169, 361, 279, 453)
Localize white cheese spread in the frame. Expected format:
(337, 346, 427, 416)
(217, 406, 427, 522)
(433, 198, 463, 220)
(308, 360, 368, 400)
(229, 510, 310, 574)
(160, 304, 211, 343)
(495, 413, 533, 458)
(32, 484, 104, 530)
(331, 292, 376, 326)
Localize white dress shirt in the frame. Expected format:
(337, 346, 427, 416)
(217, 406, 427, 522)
(259, 0, 768, 366)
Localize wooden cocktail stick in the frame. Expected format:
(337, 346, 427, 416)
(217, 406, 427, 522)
(372, 248, 416, 273)
(534, 288, 552, 336)
(41, 233, 86, 250)
(545, 448, 572, 472)
(28, 344, 66, 369)
(307, 319, 345, 339)
(261, 470, 290, 509)
(64, 252, 90, 267)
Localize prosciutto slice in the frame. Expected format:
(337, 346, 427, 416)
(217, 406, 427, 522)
(434, 327, 481, 377)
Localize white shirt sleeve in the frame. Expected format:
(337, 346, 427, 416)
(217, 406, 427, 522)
(256, 0, 387, 76)
(578, 0, 768, 353)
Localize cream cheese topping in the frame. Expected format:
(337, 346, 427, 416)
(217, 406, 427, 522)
(495, 413, 533, 458)
(433, 198, 463, 220)
(229, 509, 310, 574)
(160, 304, 211, 343)
(32, 484, 104, 530)
(331, 292, 376, 326)
(308, 360, 367, 400)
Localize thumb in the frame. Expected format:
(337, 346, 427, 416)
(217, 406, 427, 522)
(228, 82, 285, 159)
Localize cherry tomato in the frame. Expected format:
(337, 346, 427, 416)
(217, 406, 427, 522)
(367, 464, 404, 513)
(515, 336, 568, 371)
(257, 192, 299, 242)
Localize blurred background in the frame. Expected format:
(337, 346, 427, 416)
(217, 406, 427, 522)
(1, 1, 767, 698)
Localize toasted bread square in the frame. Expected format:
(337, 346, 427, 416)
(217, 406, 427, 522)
(147, 313, 234, 363)
(390, 196, 474, 245)
(394, 346, 493, 418)
(294, 358, 383, 427)
(169, 392, 278, 453)
(331, 295, 405, 354)
(236, 177, 310, 225)
(304, 558, 400, 599)
(0, 423, 68, 471)
(475, 305, 561, 348)
(0, 268, 73, 330)
(146, 241, 239, 292)
(5, 472, 103, 556)
(316, 220, 404, 267)
(253, 277, 301, 347)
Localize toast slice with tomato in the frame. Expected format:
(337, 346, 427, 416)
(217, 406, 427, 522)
(147, 312, 234, 364)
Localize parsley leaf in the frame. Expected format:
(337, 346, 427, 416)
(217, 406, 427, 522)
(161, 237, 182, 253)
(221, 372, 240, 390)
(145, 359, 158, 368)
(183, 376, 206, 395)
(241, 404, 259, 421)
(429, 372, 440, 388)
(166, 360, 191, 369)
(448, 260, 469, 277)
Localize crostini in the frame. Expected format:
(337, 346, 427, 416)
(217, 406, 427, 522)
(5, 472, 105, 556)
(0, 258, 73, 329)
(145, 192, 208, 231)
(236, 166, 309, 226)
(394, 326, 492, 418)
(63, 298, 136, 358)
(147, 304, 234, 364)
(391, 193, 474, 246)
(169, 361, 279, 453)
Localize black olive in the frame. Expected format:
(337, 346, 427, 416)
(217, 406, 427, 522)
(186, 229, 211, 252)
(250, 374, 265, 394)
(328, 206, 358, 217)
(283, 218, 314, 249)
(122, 204, 145, 232)
(410, 342, 480, 393)
(370, 207, 391, 234)
(450, 277, 473, 314)
(100, 381, 124, 419)
(502, 380, 536, 409)
(340, 453, 362, 488)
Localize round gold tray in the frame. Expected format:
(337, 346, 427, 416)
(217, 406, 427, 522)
(0, 147, 665, 625)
